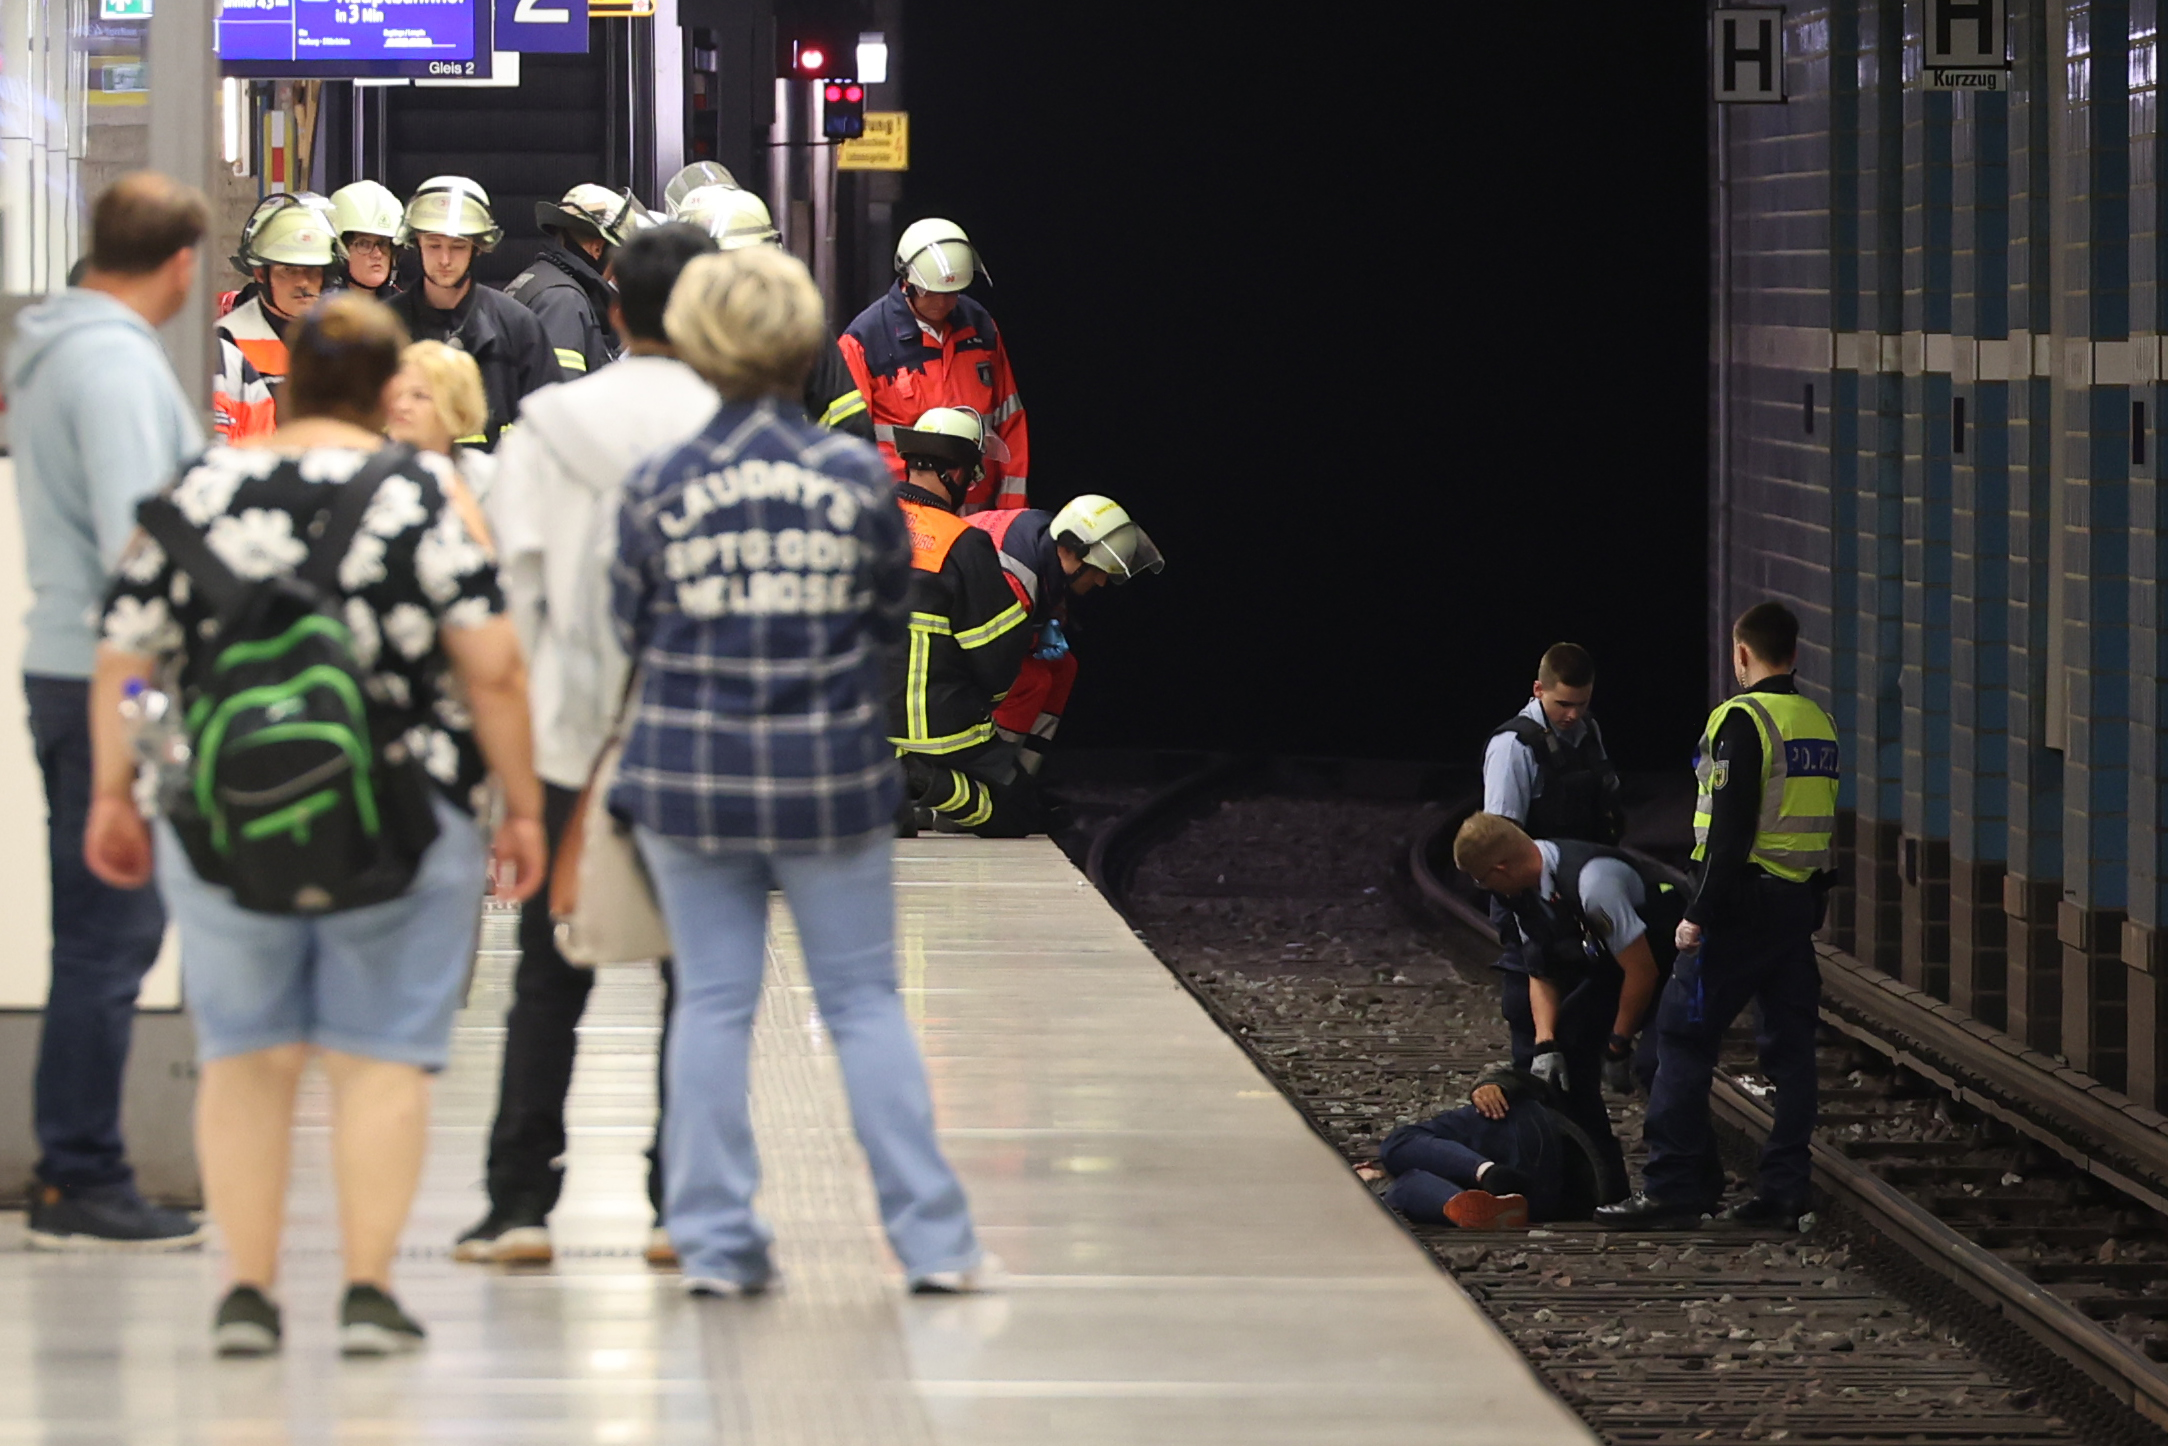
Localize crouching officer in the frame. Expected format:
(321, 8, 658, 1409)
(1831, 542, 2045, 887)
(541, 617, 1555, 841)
(969, 495, 1162, 774)
(1481, 643, 1626, 1072)
(885, 407, 1038, 834)
(1597, 602, 1838, 1231)
(1454, 812, 1673, 1204)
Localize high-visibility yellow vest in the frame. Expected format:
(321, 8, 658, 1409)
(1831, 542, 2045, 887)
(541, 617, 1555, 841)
(1690, 689, 1839, 883)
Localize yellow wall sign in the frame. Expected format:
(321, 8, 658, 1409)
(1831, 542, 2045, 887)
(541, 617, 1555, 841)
(837, 112, 908, 171)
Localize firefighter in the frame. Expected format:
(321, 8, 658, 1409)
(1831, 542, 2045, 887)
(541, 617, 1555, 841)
(328, 180, 403, 299)
(1597, 602, 1840, 1231)
(674, 182, 873, 441)
(505, 184, 642, 378)
(1481, 643, 1629, 1073)
(840, 218, 1028, 511)
(211, 196, 336, 443)
(389, 176, 560, 450)
(885, 407, 1038, 835)
(968, 494, 1162, 773)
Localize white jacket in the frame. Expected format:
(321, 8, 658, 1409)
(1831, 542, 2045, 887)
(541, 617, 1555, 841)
(486, 355, 718, 789)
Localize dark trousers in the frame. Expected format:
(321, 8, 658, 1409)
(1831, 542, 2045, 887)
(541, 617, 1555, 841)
(1377, 1131, 1488, 1223)
(484, 781, 672, 1215)
(1641, 878, 1821, 1209)
(27, 674, 167, 1190)
(1497, 968, 1628, 1201)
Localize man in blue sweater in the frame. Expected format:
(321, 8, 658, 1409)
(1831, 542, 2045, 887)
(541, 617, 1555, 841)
(6, 173, 209, 1248)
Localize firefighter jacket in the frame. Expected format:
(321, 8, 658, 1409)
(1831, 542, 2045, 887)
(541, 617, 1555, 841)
(391, 282, 562, 450)
(886, 481, 1032, 755)
(217, 294, 291, 390)
(968, 506, 1064, 627)
(838, 284, 1028, 512)
(503, 243, 617, 378)
(807, 337, 875, 440)
(211, 337, 277, 444)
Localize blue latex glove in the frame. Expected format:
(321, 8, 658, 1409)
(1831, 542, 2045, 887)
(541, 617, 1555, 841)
(1033, 619, 1070, 661)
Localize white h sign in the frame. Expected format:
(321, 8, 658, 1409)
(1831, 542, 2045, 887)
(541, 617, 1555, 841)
(1714, 9, 1786, 104)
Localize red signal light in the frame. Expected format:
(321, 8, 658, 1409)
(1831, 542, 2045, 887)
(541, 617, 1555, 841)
(825, 83, 843, 101)
(799, 46, 825, 72)
(845, 84, 863, 102)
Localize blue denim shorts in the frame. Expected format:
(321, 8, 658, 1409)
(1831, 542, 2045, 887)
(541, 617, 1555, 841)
(155, 794, 486, 1068)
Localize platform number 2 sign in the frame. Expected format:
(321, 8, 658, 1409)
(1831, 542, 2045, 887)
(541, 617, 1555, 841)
(497, 0, 590, 53)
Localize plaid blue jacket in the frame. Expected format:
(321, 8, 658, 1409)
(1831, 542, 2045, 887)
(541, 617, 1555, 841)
(610, 397, 911, 852)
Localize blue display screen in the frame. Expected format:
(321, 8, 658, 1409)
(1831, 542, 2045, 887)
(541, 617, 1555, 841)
(219, 0, 480, 69)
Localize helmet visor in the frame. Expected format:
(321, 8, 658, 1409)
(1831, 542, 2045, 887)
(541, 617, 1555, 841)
(902, 238, 977, 293)
(1085, 521, 1163, 582)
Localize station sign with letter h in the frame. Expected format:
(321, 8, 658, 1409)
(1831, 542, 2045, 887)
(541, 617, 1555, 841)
(1920, 0, 2007, 90)
(1713, 9, 1785, 104)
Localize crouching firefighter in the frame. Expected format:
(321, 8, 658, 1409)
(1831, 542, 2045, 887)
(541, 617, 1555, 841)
(1453, 811, 1683, 1206)
(968, 494, 1162, 774)
(885, 407, 1039, 834)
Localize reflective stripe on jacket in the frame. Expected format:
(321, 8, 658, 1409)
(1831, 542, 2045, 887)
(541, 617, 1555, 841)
(887, 486, 1031, 754)
(216, 294, 291, 381)
(838, 284, 1028, 512)
(968, 506, 1063, 626)
(1691, 691, 1839, 883)
(503, 244, 616, 378)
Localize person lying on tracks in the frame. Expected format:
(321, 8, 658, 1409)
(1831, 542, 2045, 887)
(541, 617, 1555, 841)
(1454, 811, 1685, 1203)
(1367, 1064, 1614, 1229)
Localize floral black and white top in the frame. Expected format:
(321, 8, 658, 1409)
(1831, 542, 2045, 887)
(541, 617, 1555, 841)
(100, 444, 505, 811)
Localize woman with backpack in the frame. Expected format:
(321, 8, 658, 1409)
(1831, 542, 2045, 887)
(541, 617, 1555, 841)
(83, 294, 548, 1358)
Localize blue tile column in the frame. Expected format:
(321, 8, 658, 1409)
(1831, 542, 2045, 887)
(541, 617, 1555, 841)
(1951, 78, 2015, 1026)
(2003, 0, 2069, 1053)
(2058, 0, 2133, 1088)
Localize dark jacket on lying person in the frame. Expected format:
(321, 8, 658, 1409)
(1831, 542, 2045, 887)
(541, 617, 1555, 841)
(1375, 1064, 1617, 1224)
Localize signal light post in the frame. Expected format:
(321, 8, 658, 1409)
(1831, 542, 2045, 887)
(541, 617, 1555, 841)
(771, 36, 856, 317)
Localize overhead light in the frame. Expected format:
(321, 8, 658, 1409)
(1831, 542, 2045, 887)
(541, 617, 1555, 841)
(221, 78, 244, 167)
(857, 33, 888, 85)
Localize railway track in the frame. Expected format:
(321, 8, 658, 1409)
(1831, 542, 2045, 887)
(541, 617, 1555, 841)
(1076, 757, 2168, 1446)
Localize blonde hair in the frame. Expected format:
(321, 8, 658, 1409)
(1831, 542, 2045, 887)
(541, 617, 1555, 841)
(1453, 812, 1532, 880)
(664, 246, 825, 401)
(398, 340, 488, 444)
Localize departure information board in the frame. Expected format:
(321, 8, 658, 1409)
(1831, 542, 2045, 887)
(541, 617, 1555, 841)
(219, 0, 490, 78)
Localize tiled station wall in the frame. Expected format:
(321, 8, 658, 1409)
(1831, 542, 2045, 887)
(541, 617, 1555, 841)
(1714, 1, 2168, 1103)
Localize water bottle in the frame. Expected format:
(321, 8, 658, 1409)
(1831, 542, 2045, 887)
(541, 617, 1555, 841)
(119, 678, 190, 776)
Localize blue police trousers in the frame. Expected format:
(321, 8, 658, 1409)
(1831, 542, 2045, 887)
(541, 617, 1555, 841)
(1640, 877, 1821, 1210)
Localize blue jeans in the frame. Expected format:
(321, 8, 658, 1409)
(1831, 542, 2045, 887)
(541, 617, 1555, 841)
(27, 674, 167, 1190)
(636, 829, 980, 1286)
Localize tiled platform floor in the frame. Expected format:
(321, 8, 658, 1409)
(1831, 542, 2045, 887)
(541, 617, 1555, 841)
(0, 837, 1590, 1445)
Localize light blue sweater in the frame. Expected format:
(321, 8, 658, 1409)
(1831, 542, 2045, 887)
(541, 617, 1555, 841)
(7, 289, 203, 678)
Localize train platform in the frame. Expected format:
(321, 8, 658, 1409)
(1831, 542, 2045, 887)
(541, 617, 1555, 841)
(0, 837, 1590, 1445)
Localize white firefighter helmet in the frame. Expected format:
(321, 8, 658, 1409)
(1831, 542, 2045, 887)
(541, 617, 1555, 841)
(664, 161, 739, 216)
(234, 194, 337, 272)
(328, 180, 403, 246)
(891, 405, 1012, 483)
(677, 185, 779, 250)
(536, 183, 644, 249)
(398, 176, 503, 250)
(894, 217, 984, 293)
(1050, 495, 1163, 582)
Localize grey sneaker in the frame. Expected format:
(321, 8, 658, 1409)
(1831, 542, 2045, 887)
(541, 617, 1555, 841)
(27, 1182, 204, 1251)
(214, 1285, 281, 1357)
(909, 1252, 1008, 1295)
(338, 1284, 425, 1356)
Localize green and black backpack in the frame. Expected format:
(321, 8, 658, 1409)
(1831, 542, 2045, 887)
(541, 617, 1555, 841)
(137, 445, 440, 915)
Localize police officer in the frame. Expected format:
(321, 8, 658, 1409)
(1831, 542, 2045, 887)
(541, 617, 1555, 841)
(1453, 811, 1672, 1204)
(672, 183, 871, 440)
(886, 407, 1039, 835)
(1482, 643, 1626, 1069)
(968, 494, 1162, 774)
(506, 184, 643, 378)
(840, 218, 1029, 511)
(390, 177, 561, 449)
(328, 180, 403, 299)
(1596, 602, 1839, 1230)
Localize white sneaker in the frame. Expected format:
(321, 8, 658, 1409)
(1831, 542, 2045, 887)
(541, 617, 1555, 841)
(909, 1252, 1008, 1295)
(682, 1274, 772, 1298)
